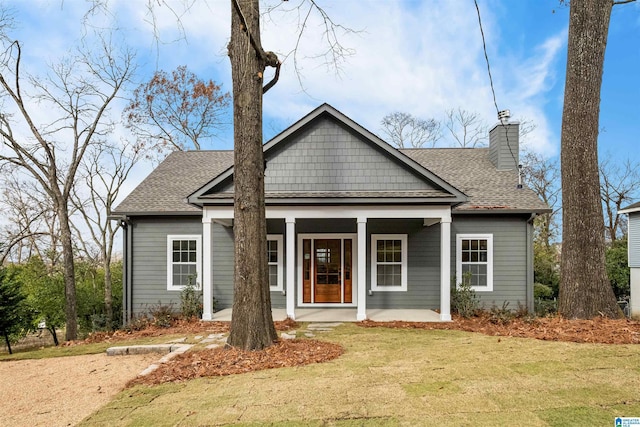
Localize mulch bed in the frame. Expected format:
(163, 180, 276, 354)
(128, 338, 344, 387)
(359, 314, 640, 344)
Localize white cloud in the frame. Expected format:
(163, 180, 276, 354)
(3, 1, 568, 199)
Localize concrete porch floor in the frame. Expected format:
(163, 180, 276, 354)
(210, 308, 442, 322)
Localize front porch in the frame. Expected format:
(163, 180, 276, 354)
(211, 308, 443, 322)
(202, 205, 454, 323)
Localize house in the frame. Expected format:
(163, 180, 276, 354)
(618, 202, 640, 319)
(113, 103, 549, 323)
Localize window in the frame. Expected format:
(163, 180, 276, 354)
(167, 235, 201, 291)
(456, 234, 493, 291)
(371, 234, 408, 292)
(267, 235, 284, 292)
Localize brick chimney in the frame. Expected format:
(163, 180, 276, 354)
(489, 113, 519, 171)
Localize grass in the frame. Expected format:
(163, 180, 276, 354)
(0, 333, 194, 361)
(79, 323, 640, 426)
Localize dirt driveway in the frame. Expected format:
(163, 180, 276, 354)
(0, 353, 157, 427)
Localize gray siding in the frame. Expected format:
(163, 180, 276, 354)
(366, 219, 441, 309)
(451, 215, 529, 309)
(629, 213, 640, 268)
(264, 117, 435, 192)
(212, 223, 234, 310)
(211, 221, 286, 310)
(131, 216, 202, 315)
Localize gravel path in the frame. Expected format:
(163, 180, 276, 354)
(0, 353, 157, 427)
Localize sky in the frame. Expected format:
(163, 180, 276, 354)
(2, 0, 640, 205)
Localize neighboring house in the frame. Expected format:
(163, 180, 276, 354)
(618, 202, 640, 319)
(113, 103, 549, 322)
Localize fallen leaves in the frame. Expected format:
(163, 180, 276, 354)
(128, 339, 344, 387)
(359, 314, 640, 344)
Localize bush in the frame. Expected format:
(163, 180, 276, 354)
(534, 283, 554, 300)
(149, 302, 177, 328)
(180, 277, 202, 320)
(451, 272, 479, 318)
(488, 302, 514, 325)
(606, 238, 630, 300)
(535, 298, 557, 317)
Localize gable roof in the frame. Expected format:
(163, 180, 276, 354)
(188, 104, 467, 205)
(114, 104, 549, 216)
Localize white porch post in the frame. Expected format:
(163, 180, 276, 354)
(357, 217, 368, 320)
(285, 217, 296, 319)
(202, 218, 213, 320)
(440, 216, 452, 321)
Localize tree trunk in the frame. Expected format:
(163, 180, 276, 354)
(559, 0, 619, 319)
(4, 332, 12, 355)
(103, 247, 113, 330)
(226, 0, 277, 350)
(57, 200, 78, 340)
(48, 326, 59, 346)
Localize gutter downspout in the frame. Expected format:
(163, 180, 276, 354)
(116, 216, 133, 326)
(126, 218, 133, 324)
(526, 213, 536, 313)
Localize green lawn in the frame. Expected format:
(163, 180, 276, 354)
(82, 324, 640, 426)
(0, 333, 194, 361)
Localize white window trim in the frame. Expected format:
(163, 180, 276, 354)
(267, 234, 284, 292)
(456, 233, 493, 292)
(371, 234, 408, 292)
(167, 234, 202, 291)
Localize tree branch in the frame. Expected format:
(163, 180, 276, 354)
(613, 0, 636, 5)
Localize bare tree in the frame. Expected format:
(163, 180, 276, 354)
(70, 142, 142, 328)
(521, 151, 561, 248)
(380, 112, 441, 148)
(0, 171, 61, 267)
(558, 0, 633, 319)
(599, 155, 640, 242)
(444, 107, 488, 148)
(124, 65, 231, 154)
(0, 174, 48, 264)
(0, 34, 135, 340)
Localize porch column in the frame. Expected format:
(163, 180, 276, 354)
(285, 217, 296, 320)
(440, 217, 452, 321)
(357, 217, 367, 321)
(202, 218, 213, 320)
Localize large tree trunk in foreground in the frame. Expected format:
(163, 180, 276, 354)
(227, 0, 277, 350)
(558, 0, 619, 319)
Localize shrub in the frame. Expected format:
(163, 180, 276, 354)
(488, 301, 514, 325)
(451, 272, 478, 318)
(534, 283, 554, 300)
(535, 298, 557, 317)
(148, 302, 177, 328)
(180, 276, 202, 320)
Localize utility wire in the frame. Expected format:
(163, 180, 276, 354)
(473, 0, 520, 182)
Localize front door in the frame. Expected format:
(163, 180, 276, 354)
(302, 237, 353, 304)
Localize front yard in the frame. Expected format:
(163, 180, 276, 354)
(81, 322, 640, 426)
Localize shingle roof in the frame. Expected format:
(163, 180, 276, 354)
(619, 201, 640, 214)
(402, 148, 548, 212)
(114, 150, 234, 214)
(113, 147, 548, 215)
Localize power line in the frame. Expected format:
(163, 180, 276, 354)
(474, 0, 520, 185)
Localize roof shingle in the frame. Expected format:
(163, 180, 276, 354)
(114, 147, 548, 215)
